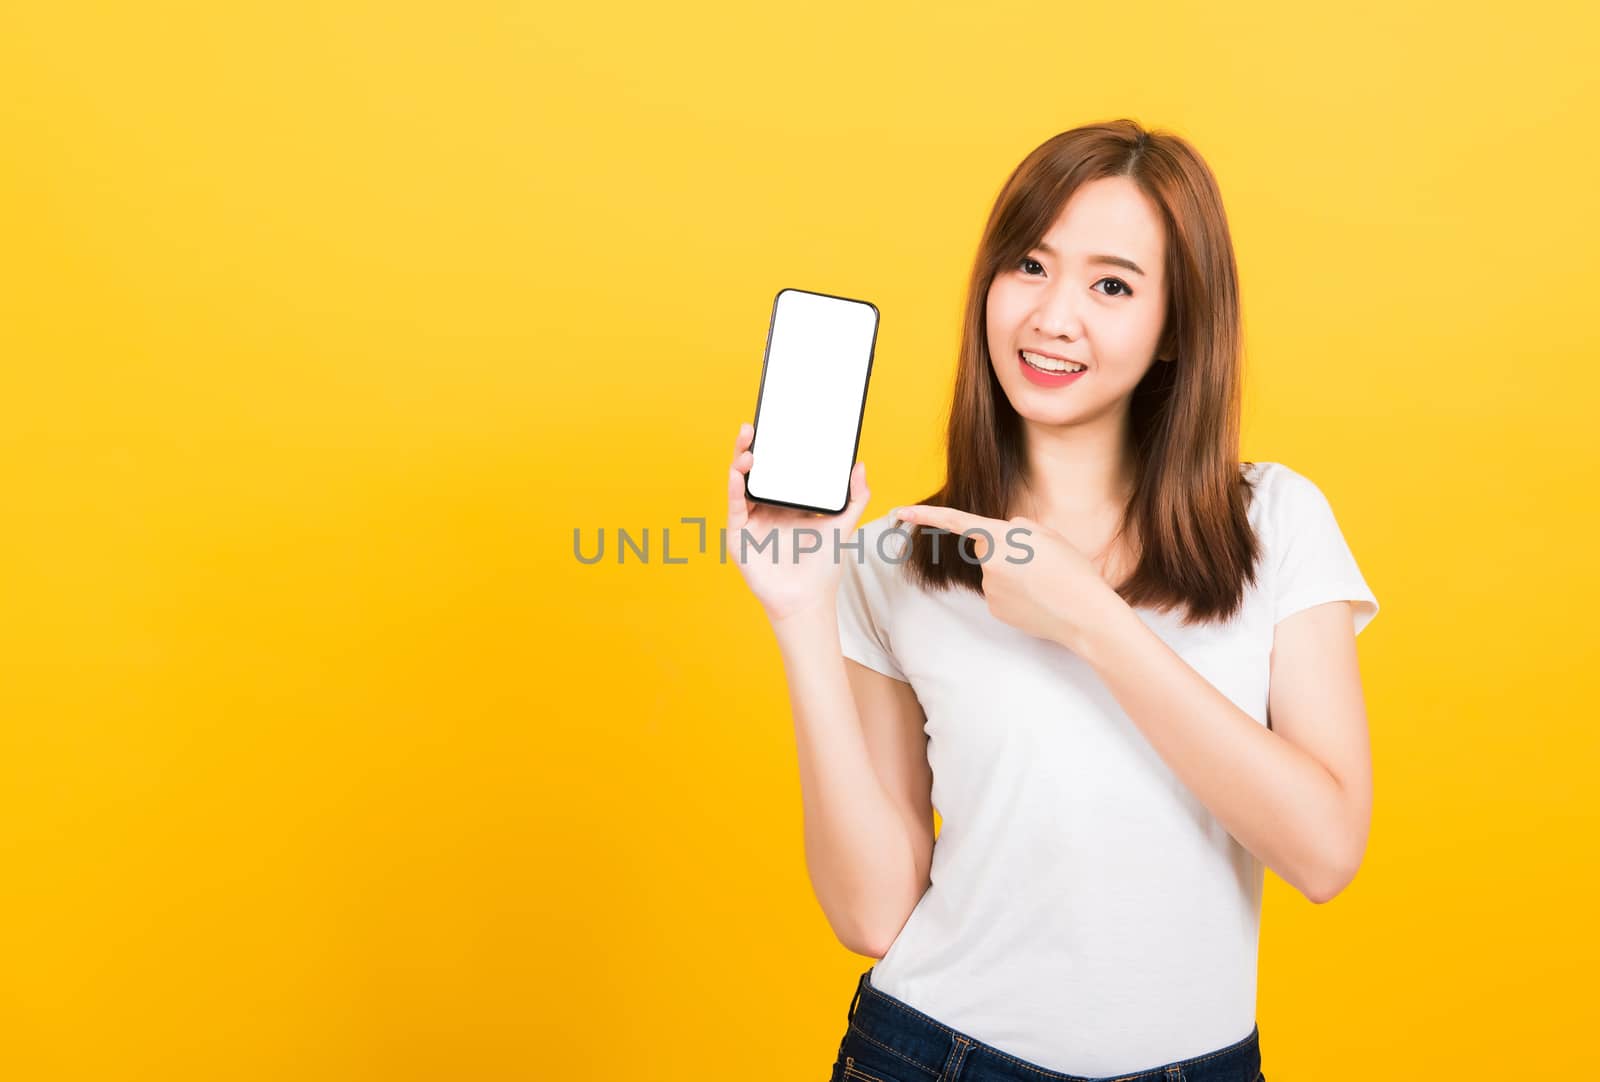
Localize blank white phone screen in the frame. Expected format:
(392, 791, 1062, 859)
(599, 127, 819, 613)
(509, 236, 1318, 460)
(747, 289, 879, 514)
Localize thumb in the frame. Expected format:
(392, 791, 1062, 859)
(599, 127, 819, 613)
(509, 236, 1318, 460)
(727, 464, 749, 532)
(833, 461, 871, 531)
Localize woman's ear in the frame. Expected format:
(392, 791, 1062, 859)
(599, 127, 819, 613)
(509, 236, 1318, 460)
(1154, 321, 1178, 364)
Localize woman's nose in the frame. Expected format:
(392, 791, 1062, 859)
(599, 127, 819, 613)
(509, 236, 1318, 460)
(1032, 288, 1085, 342)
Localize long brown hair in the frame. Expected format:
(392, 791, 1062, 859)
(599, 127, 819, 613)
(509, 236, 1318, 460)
(903, 118, 1262, 628)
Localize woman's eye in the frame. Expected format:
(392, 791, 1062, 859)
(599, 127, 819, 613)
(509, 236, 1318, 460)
(1017, 260, 1133, 298)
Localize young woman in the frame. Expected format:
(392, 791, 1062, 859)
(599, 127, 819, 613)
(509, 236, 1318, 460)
(726, 119, 1378, 1082)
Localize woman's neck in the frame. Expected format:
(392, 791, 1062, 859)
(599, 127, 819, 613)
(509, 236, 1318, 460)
(1017, 417, 1137, 521)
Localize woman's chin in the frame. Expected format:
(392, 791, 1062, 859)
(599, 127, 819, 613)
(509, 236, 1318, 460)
(1005, 390, 1089, 426)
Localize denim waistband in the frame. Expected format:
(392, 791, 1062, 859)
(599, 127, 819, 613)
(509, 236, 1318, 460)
(843, 966, 1263, 1082)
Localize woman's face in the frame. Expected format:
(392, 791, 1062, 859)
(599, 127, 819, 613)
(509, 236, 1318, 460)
(986, 175, 1170, 427)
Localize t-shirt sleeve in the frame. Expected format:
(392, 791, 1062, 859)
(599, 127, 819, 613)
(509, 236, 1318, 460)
(1269, 466, 1381, 636)
(835, 523, 909, 682)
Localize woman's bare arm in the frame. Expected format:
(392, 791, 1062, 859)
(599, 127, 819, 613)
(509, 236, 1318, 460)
(771, 602, 934, 957)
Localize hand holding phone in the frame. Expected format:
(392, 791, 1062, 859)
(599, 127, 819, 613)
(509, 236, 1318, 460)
(727, 419, 870, 624)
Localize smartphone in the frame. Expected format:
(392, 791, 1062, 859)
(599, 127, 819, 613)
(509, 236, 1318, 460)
(745, 287, 881, 515)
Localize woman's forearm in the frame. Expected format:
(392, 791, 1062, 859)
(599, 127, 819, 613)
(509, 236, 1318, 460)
(771, 602, 926, 955)
(1062, 595, 1358, 903)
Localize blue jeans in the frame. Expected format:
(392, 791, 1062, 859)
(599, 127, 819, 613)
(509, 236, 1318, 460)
(829, 967, 1265, 1082)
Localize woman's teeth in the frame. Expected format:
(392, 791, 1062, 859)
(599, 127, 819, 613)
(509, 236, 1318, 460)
(1021, 351, 1086, 373)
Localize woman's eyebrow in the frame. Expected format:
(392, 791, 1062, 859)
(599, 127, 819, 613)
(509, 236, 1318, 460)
(1032, 241, 1146, 277)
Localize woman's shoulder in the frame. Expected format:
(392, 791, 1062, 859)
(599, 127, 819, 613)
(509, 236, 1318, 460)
(1242, 459, 1329, 496)
(834, 510, 915, 634)
(1241, 459, 1290, 486)
(842, 510, 913, 572)
(1240, 460, 1340, 536)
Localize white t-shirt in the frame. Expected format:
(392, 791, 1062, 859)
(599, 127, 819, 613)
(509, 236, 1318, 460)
(834, 461, 1379, 1076)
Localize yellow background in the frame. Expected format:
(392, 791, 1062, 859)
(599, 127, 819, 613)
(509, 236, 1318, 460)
(3, 2, 1596, 1078)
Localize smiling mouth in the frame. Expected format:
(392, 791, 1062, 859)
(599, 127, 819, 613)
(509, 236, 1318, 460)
(1019, 350, 1087, 374)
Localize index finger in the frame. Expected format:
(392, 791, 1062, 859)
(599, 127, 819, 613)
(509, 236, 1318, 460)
(891, 504, 1009, 538)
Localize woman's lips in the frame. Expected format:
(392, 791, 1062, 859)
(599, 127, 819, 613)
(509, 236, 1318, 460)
(1018, 350, 1087, 387)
